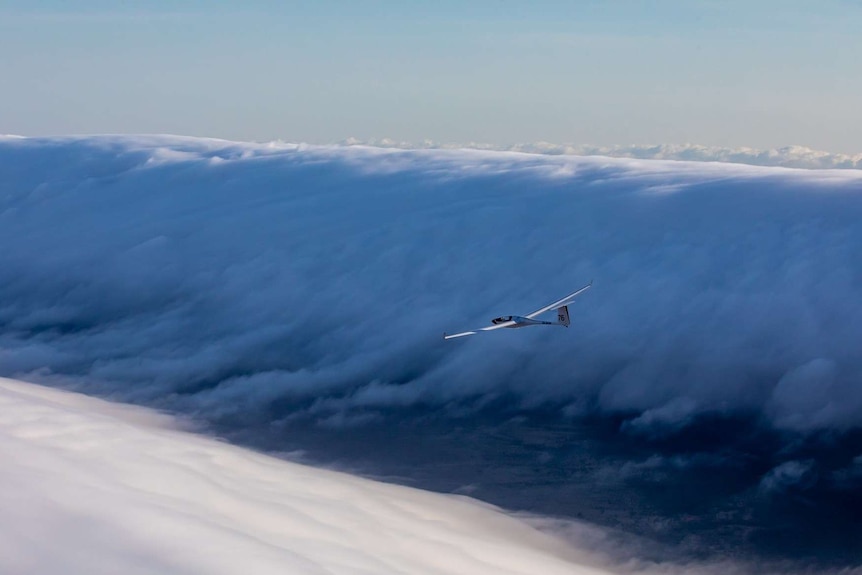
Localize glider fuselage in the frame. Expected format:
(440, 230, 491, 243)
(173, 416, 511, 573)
(491, 315, 556, 328)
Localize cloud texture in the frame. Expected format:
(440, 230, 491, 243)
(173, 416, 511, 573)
(1, 135, 859, 428)
(1, 135, 860, 564)
(0, 376, 609, 575)
(341, 138, 862, 170)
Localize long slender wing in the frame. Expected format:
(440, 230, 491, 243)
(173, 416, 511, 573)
(444, 320, 517, 340)
(444, 330, 477, 339)
(525, 281, 592, 319)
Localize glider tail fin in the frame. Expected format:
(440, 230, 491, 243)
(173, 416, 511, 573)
(557, 305, 570, 327)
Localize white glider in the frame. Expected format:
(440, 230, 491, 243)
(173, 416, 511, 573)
(444, 282, 592, 340)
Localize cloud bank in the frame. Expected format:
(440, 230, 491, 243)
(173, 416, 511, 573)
(0, 135, 860, 564)
(1, 135, 859, 431)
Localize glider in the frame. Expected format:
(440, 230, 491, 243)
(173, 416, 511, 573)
(444, 281, 592, 340)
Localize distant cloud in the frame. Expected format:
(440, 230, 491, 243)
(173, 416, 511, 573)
(339, 138, 862, 170)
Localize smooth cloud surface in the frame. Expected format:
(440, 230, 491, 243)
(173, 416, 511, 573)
(0, 376, 606, 575)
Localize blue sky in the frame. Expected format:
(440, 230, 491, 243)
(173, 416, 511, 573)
(1, 1, 860, 152)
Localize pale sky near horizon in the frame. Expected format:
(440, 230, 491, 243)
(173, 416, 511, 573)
(1, 1, 860, 153)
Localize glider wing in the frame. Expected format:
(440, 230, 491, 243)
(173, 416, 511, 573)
(525, 281, 592, 320)
(444, 320, 517, 340)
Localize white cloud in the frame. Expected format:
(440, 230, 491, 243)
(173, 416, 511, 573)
(339, 138, 862, 170)
(0, 376, 610, 575)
